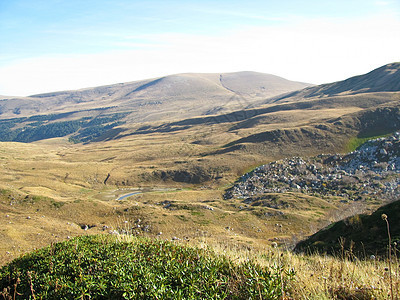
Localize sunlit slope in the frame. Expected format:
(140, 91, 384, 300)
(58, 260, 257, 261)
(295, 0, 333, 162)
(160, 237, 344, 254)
(272, 62, 400, 102)
(111, 63, 400, 159)
(0, 72, 311, 122)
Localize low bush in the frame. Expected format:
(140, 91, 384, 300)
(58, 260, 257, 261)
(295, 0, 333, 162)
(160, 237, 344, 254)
(0, 235, 292, 299)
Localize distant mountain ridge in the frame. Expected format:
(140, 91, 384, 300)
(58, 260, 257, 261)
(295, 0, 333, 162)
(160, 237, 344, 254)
(0, 63, 399, 145)
(0, 71, 311, 143)
(273, 62, 400, 102)
(0, 72, 311, 121)
(119, 63, 400, 158)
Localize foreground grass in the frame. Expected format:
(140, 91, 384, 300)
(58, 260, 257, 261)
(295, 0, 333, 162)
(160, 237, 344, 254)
(279, 251, 396, 299)
(214, 243, 398, 300)
(1, 234, 398, 299)
(0, 235, 291, 299)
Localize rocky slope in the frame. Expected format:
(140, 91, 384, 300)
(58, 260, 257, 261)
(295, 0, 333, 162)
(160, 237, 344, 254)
(224, 132, 400, 203)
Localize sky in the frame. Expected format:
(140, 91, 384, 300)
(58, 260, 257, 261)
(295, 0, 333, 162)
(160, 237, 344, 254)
(0, 0, 399, 96)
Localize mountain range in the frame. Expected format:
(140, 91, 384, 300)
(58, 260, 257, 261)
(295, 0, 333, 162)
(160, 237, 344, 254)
(0, 71, 311, 143)
(0, 72, 310, 121)
(118, 62, 400, 160)
(0, 62, 399, 148)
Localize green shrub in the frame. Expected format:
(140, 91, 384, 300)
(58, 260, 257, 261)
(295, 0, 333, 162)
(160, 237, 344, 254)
(0, 235, 292, 299)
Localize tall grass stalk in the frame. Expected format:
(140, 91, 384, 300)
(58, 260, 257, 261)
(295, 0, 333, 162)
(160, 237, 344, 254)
(382, 214, 394, 300)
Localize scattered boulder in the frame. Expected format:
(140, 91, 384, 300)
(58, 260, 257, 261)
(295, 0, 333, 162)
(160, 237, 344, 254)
(225, 132, 400, 203)
(79, 224, 96, 230)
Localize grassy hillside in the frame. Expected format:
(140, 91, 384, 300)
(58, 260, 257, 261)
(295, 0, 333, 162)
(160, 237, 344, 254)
(295, 200, 400, 257)
(0, 174, 348, 267)
(0, 104, 399, 268)
(272, 62, 400, 101)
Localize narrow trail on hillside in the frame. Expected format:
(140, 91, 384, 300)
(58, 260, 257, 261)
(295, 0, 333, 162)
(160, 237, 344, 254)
(219, 75, 253, 121)
(107, 187, 182, 201)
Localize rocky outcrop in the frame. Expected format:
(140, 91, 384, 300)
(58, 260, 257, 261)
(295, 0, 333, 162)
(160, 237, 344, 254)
(225, 132, 400, 203)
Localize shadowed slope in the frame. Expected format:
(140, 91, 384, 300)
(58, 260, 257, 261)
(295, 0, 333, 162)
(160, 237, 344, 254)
(294, 200, 400, 257)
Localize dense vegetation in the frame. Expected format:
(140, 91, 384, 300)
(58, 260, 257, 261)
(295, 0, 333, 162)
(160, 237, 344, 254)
(0, 112, 128, 143)
(0, 235, 292, 299)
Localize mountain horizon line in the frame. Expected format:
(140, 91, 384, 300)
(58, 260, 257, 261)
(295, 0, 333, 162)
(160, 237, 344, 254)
(2, 62, 398, 98)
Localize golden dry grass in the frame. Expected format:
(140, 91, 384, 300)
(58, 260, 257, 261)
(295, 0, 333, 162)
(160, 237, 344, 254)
(0, 103, 381, 267)
(0, 127, 396, 299)
(198, 239, 399, 299)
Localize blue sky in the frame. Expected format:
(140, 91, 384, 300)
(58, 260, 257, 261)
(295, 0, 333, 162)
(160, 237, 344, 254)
(0, 0, 399, 96)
